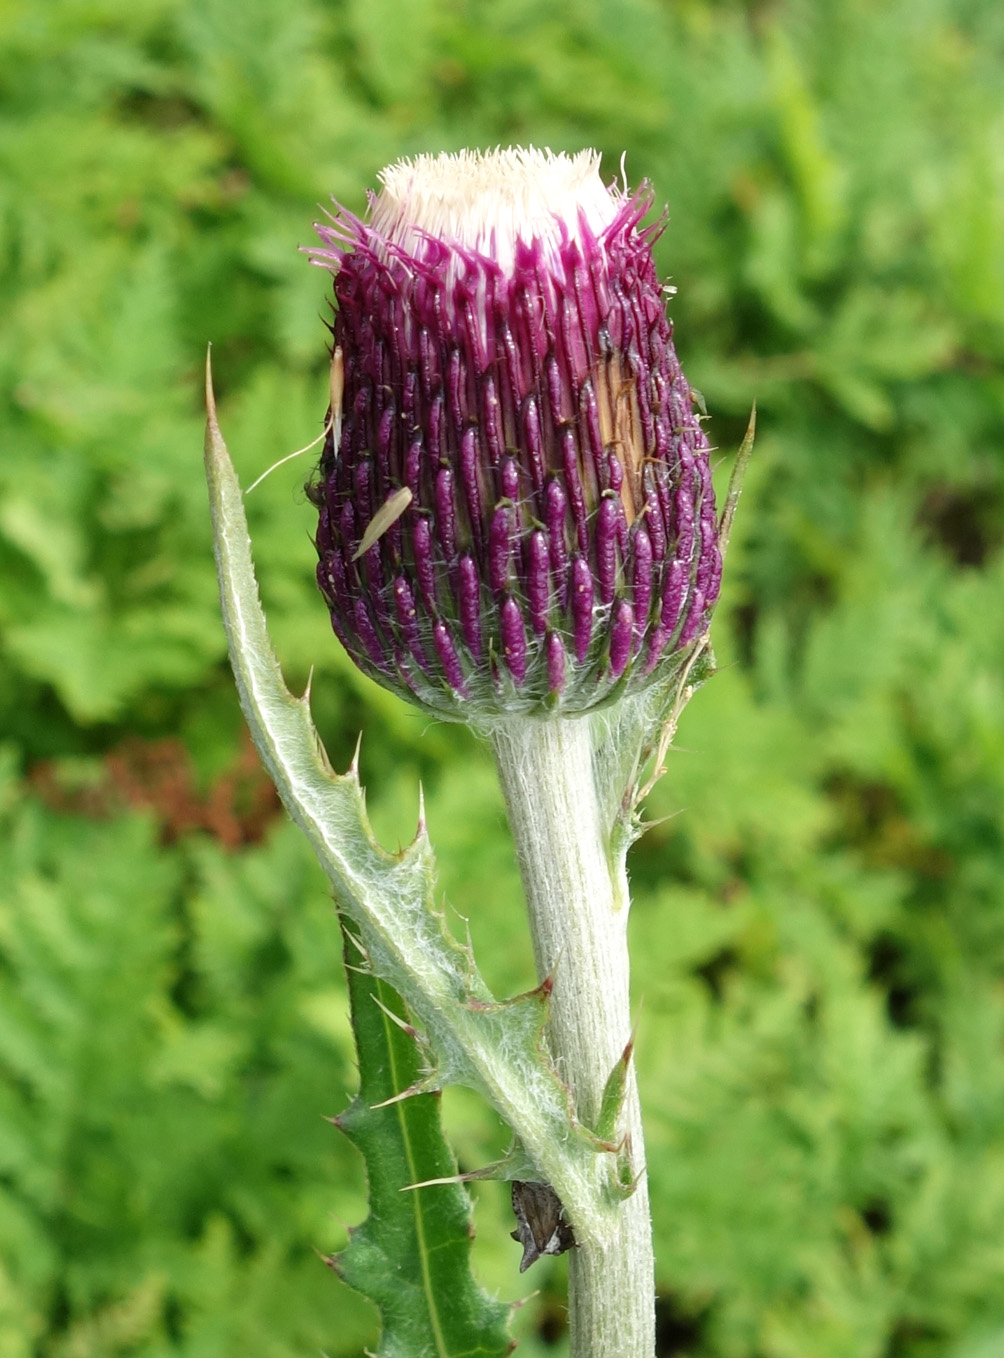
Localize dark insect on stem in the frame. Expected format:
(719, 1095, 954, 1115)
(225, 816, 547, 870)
(510, 1180, 577, 1272)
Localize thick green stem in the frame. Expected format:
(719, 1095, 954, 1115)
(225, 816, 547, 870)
(489, 716, 655, 1358)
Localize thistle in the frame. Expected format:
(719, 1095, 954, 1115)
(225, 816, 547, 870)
(207, 146, 742, 1358)
(310, 148, 720, 720)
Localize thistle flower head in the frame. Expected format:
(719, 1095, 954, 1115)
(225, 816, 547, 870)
(310, 147, 721, 721)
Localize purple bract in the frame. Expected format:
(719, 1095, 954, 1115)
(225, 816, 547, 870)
(309, 148, 720, 720)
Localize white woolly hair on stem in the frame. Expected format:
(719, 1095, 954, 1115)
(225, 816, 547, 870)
(489, 713, 655, 1358)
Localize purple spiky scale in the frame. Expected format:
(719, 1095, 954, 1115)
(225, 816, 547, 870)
(596, 495, 620, 606)
(435, 466, 457, 564)
(544, 479, 569, 600)
(522, 395, 546, 491)
(560, 427, 589, 555)
(459, 426, 484, 552)
(488, 503, 513, 595)
(500, 595, 528, 684)
(678, 587, 707, 646)
(404, 435, 423, 495)
(353, 598, 387, 672)
(631, 524, 653, 630)
(433, 620, 467, 694)
(412, 516, 437, 612)
(546, 630, 565, 695)
(644, 488, 667, 562)
(661, 558, 688, 636)
(310, 149, 721, 720)
(457, 553, 482, 658)
(393, 576, 430, 673)
(525, 529, 551, 635)
(609, 598, 635, 679)
(482, 373, 506, 464)
(500, 455, 520, 503)
(570, 554, 594, 664)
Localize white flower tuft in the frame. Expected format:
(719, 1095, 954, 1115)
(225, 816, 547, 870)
(370, 147, 620, 272)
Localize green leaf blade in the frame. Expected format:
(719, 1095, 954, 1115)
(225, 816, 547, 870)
(334, 927, 512, 1358)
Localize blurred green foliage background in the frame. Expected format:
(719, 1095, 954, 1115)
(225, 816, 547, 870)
(1, 0, 1003, 1354)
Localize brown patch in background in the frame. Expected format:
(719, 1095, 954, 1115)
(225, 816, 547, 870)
(29, 732, 280, 850)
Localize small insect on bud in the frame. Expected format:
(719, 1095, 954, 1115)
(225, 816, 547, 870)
(310, 148, 720, 721)
(510, 1179, 577, 1273)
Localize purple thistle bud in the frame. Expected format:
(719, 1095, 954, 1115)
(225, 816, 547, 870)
(310, 148, 721, 720)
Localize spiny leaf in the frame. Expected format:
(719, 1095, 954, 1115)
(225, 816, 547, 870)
(717, 403, 756, 562)
(592, 1036, 635, 1148)
(331, 924, 512, 1358)
(204, 367, 620, 1239)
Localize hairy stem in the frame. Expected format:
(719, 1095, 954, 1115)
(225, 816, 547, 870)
(489, 715, 654, 1358)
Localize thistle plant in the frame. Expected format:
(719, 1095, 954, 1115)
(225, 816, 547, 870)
(205, 146, 750, 1358)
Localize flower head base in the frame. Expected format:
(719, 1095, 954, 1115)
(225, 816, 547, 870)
(310, 148, 721, 721)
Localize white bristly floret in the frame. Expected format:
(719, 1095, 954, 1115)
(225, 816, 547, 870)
(370, 147, 620, 273)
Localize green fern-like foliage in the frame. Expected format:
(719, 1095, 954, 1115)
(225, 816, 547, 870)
(0, 768, 376, 1355)
(2, 0, 1004, 1354)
